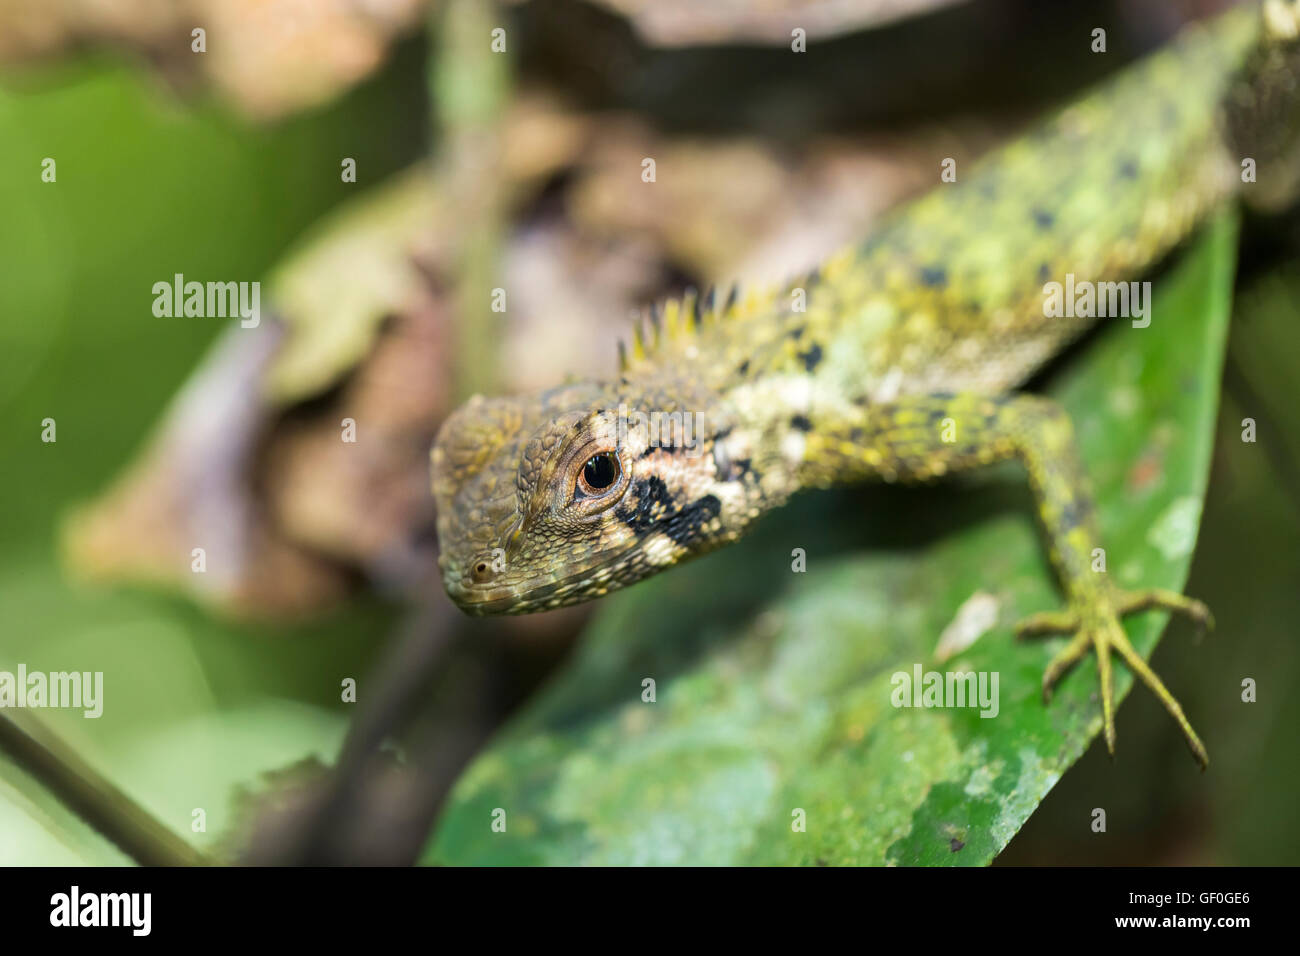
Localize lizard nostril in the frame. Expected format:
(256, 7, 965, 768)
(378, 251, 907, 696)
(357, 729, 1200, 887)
(469, 560, 496, 585)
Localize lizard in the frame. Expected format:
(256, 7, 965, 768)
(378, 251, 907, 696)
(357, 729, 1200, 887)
(430, 0, 1300, 769)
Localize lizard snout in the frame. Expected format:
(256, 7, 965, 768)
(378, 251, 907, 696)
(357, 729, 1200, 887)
(466, 553, 500, 586)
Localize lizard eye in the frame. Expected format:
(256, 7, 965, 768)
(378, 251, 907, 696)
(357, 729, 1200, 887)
(577, 451, 620, 496)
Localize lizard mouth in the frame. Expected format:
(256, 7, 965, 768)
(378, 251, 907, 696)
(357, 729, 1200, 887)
(444, 547, 640, 616)
(446, 587, 533, 616)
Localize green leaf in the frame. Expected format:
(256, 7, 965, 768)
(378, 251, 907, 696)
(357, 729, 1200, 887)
(425, 212, 1238, 866)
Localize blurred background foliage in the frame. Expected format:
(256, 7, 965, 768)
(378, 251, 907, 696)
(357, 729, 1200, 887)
(0, 0, 1296, 865)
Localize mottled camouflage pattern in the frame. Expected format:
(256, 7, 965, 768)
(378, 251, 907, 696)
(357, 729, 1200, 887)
(432, 2, 1300, 766)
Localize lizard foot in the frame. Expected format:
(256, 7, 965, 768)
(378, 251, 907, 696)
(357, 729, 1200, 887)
(1015, 588, 1213, 770)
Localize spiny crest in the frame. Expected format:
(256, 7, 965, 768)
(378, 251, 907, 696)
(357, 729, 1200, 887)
(616, 279, 787, 372)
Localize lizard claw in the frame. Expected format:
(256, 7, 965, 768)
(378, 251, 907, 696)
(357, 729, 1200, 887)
(1113, 587, 1214, 637)
(1016, 588, 1211, 770)
(1015, 608, 1079, 639)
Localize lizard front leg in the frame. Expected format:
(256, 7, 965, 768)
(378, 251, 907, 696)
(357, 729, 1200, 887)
(805, 391, 1212, 767)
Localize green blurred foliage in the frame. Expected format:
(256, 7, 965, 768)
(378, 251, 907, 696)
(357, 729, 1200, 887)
(0, 50, 423, 862)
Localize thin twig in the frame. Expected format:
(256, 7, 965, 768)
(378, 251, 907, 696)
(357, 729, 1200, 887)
(0, 711, 211, 866)
(430, 0, 512, 401)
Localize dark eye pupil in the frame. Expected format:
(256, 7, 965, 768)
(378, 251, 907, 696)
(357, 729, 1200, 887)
(582, 453, 618, 491)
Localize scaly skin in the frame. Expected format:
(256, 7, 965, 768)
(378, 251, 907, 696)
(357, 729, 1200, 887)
(432, 1, 1300, 768)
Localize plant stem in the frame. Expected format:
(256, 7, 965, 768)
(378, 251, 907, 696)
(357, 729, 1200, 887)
(0, 711, 211, 867)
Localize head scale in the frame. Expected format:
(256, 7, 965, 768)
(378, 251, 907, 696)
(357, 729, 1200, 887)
(431, 379, 737, 615)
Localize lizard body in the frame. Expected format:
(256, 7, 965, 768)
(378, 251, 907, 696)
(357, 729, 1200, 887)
(432, 1, 1300, 766)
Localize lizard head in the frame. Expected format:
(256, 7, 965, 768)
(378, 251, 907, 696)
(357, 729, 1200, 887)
(431, 379, 738, 615)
